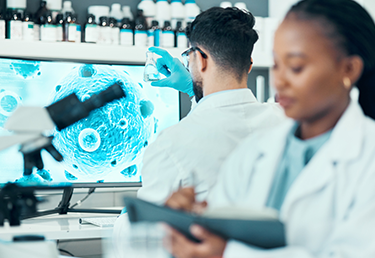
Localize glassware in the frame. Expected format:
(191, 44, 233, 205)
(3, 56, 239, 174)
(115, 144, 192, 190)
(144, 51, 161, 82)
(105, 222, 170, 258)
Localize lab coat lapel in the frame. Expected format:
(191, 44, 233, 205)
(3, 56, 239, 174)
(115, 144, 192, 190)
(280, 100, 364, 217)
(244, 121, 294, 209)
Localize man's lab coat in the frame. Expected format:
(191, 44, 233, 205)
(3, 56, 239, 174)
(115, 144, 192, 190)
(207, 100, 375, 258)
(137, 88, 284, 204)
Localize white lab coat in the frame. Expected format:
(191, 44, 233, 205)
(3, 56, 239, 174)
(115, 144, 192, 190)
(207, 100, 375, 258)
(137, 88, 284, 204)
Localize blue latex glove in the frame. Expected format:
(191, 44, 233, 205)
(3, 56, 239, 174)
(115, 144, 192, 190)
(148, 47, 194, 97)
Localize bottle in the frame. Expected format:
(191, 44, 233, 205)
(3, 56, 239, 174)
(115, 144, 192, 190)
(88, 5, 110, 24)
(147, 20, 159, 47)
(170, 0, 184, 30)
(186, 21, 192, 47)
(156, 0, 171, 30)
(63, 11, 74, 41)
(46, 0, 62, 21)
(22, 11, 34, 41)
(85, 14, 98, 43)
(109, 3, 123, 26)
(41, 11, 57, 42)
(134, 10, 147, 47)
(122, 6, 134, 21)
(7, 11, 23, 40)
(74, 14, 81, 43)
(138, 0, 156, 28)
(176, 21, 187, 48)
(0, 12, 5, 40)
(148, 20, 161, 47)
(98, 16, 111, 45)
(144, 51, 160, 82)
(161, 21, 174, 48)
(6, 0, 26, 16)
(109, 17, 119, 45)
(55, 13, 63, 41)
(34, 1, 48, 41)
(120, 17, 133, 46)
(61, 1, 74, 17)
(185, 0, 200, 24)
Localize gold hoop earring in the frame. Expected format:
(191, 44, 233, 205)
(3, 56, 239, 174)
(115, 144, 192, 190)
(343, 77, 351, 89)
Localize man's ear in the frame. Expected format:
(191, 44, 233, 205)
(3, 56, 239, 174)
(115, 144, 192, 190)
(196, 49, 208, 72)
(248, 58, 253, 74)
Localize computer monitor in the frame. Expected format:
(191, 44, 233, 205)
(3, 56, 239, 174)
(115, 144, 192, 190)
(0, 57, 180, 187)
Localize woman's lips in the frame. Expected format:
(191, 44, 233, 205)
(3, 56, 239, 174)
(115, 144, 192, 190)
(278, 95, 295, 108)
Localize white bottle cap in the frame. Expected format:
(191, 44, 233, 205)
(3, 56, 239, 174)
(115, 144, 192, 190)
(88, 5, 110, 24)
(122, 6, 134, 20)
(63, 1, 72, 8)
(46, 0, 62, 11)
(234, 2, 248, 11)
(220, 2, 232, 8)
(111, 3, 121, 10)
(6, 0, 26, 9)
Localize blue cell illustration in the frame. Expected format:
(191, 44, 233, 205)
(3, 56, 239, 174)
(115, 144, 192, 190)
(10, 61, 41, 79)
(78, 128, 101, 152)
(51, 65, 155, 181)
(120, 165, 138, 178)
(16, 174, 46, 183)
(0, 90, 22, 128)
(64, 170, 78, 181)
(37, 169, 52, 182)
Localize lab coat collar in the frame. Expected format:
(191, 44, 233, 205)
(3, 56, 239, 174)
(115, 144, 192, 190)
(191, 88, 258, 114)
(246, 100, 366, 212)
(326, 99, 364, 161)
(281, 100, 366, 218)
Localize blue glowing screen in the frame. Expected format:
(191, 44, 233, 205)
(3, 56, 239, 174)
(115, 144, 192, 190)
(0, 58, 179, 184)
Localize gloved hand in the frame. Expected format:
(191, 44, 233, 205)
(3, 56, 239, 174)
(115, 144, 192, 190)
(148, 47, 194, 97)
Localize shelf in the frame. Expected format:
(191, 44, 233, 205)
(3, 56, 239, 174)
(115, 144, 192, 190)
(0, 39, 273, 67)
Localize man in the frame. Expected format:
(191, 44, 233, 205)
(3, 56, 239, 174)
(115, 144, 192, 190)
(136, 7, 284, 204)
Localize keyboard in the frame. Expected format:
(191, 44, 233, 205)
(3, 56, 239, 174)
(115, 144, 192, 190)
(79, 216, 118, 228)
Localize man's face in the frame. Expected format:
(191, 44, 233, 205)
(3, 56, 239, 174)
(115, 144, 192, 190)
(189, 52, 204, 102)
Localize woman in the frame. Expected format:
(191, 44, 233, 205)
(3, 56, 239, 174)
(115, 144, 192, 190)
(163, 0, 375, 257)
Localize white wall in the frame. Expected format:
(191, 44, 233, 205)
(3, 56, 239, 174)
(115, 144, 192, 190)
(268, 0, 299, 21)
(357, 0, 375, 20)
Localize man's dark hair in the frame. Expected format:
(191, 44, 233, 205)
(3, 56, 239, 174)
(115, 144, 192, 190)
(186, 7, 258, 82)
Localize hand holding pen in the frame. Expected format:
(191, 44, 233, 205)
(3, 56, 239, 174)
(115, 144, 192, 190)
(165, 171, 207, 214)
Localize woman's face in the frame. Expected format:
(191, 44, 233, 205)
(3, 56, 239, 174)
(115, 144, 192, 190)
(272, 16, 350, 123)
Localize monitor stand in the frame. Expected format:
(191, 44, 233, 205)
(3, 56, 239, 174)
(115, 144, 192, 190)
(22, 188, 122, 220)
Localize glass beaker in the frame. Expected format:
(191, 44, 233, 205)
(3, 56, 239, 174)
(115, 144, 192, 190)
(144, 51, 161, 82)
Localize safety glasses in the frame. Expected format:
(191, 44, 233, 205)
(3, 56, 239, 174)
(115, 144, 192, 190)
(181, 46, 208, 69)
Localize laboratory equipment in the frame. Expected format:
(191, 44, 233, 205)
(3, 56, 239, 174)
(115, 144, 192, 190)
(138, 0, 156, 27)
(144, 51, 161, 82)
(134, 9, 148, 47)
(161, 20, 174, 48)
(171, 0, 184, 30)
(120, 17, 133, 46)
(109, 3, 123, 26)
(85, 14, 98, 43)
(88, 5, 110, 24)
(156, 0, 171, 29)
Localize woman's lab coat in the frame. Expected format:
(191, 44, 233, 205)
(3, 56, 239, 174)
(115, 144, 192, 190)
(208, 100, 375, 258)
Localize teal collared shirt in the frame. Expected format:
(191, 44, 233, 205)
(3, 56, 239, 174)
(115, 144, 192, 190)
(266, 124, 333, 211)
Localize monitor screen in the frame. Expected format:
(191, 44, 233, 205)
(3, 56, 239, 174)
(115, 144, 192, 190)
(0, 58, 180, 186)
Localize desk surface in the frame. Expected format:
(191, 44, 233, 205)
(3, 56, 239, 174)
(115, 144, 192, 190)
(0, 212, 117, 241)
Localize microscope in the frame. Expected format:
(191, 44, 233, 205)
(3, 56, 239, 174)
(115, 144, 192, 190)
(0, 83, 126, 257)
